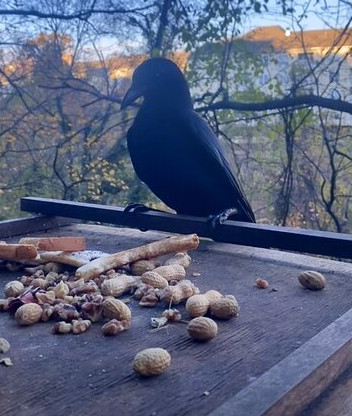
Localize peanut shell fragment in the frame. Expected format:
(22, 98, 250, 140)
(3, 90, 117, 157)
(0, 357, 13, 366)
(72, 318, 91, 334)
(255, 278, 269, 289)
(53, 321, 72, 334)
(101, 319, 129, 336)
(0, 337, 10, 353)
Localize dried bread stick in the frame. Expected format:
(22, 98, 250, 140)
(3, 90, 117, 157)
(0, 243, 38, 260)
(76, 234, 200, 281)
(19, 237, 86, 252)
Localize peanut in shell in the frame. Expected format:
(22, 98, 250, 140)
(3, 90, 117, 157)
(133, 348, 171, 376)
(298, 271, 326, 290)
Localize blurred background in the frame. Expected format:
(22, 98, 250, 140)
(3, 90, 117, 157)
(0, 0, 351, 232)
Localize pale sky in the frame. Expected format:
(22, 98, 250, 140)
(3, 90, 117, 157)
(96, 1, 350, 57)
(243, 0, 350, 32)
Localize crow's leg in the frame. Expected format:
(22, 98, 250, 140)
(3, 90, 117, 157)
(124, 203, 169, 214)
(123, 203, 152, 232)
(123, 203, 169, 232)
(207, 208, 238, 230)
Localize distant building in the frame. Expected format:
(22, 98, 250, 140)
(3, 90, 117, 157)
(243, 26, 352, 59)
(189, 26, 352, 125)
(241, 26, 352, 124)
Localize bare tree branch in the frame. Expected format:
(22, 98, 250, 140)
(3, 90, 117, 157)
(0, 5, 154, 21)
(197, 94, 352, 115)
(152, 0, 173, 55)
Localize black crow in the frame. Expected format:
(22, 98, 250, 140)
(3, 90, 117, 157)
(121, 57, 255, 223)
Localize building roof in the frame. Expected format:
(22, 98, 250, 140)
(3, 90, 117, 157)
(242, 26, 352, 52)
(298, 28, 352, 49)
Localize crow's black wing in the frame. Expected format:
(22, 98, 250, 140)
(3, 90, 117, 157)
(185, 110, 255, 222)
(127, 106, 255, 222)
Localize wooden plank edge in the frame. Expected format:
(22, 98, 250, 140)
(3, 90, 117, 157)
(0, 215, 76, 239)
(209, 307, 352, 416)
(20, 197, 352, 259)
(209, 243, 352, 277)
(300, 362, 352, 415)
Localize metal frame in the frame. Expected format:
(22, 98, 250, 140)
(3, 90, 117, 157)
(21, 197, 352, 259)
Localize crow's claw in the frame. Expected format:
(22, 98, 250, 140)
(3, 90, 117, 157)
(207, 208, 238, 230)
(123, 203, 151, 214)
(123, 203, 152, 232)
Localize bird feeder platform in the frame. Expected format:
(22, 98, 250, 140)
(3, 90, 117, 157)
(1, 197, 352, 416)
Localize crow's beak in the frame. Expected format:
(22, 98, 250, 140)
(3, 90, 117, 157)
(120, 85, 143, 110)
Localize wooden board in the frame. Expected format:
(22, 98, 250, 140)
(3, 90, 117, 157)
(0, 215, 74, 239)
(301, 364, 352, 416)
(1, 223, 352, 416)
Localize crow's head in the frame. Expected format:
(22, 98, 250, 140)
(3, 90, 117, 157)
(121, 58, 192, 110)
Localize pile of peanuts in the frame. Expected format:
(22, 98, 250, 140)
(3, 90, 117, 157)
(0, 249, 242, 375)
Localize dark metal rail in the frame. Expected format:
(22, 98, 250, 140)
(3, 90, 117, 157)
(21, 197, 352, 259)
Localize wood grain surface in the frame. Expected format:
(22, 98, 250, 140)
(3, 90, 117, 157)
(302, 364, 352, 416)
(1, 224, 352, 416)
